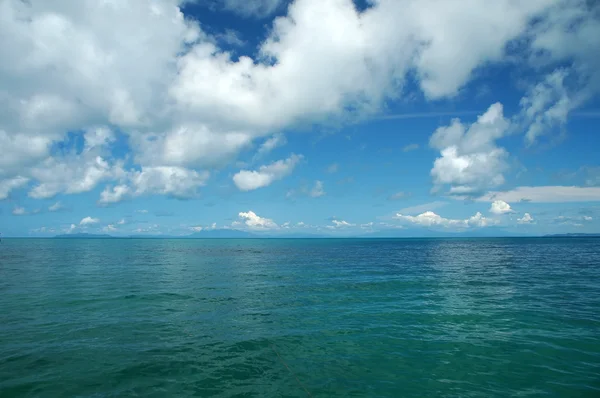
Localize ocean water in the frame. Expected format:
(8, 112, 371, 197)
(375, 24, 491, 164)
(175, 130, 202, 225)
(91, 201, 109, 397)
(1, 238, 599, 397)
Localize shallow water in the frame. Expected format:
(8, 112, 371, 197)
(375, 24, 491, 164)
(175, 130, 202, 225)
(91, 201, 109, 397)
(1, 238, 599, 397)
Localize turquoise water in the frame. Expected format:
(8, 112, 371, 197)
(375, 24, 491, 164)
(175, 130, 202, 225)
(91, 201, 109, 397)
(1, 238, 599, 397)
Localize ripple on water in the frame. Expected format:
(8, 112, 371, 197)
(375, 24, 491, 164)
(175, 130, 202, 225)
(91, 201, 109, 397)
(1, 237, 599, 397)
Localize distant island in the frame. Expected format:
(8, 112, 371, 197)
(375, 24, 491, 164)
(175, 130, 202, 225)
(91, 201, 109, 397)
(53, 229, 324, 239)
(50, 227, 546, 239)
(543, 233, 600, 237)
(54, 233, 114, 239)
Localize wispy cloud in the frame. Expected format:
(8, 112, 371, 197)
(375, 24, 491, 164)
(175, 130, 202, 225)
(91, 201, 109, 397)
(398, 201, 448, 215)
(478, 186, 600, 203)
(375, 110, 481, 121)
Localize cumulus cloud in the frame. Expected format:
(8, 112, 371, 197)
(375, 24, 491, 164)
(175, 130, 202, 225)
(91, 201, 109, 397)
(310, 180, 325, 198)
(0, 0, 598, 204)
(429, 103, 510, 196)
(29, 155, 122, 199)
(99, 167, 209, 204)
(478, 186, 600, 203)
(80, 216, 99, 225)
(103, 224, 117, 232)
(328, 219, 355, 229)
(0, 176, 29, 200)
(490, 200, 513, 215)
(518, 213, 534, 224)
(395, 211, 495, 228)
(233, 154, 302, 191)
(238, 210, 278, 230)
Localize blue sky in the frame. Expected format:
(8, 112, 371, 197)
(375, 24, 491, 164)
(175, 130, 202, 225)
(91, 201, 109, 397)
(1, 0, 599, 237)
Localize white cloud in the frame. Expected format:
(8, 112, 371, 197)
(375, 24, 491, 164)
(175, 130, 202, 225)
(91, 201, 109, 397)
(233, 154, 302, 191)
(555, 215, 594, 224)
(254, 133, 287, 160)
(430, 103, 510, 196)
(520, 69, 573, 146)
(360, 222, 374, 229)
(117, 219, 126, 225)
(32, 226, 56, 234)
(28, 155, 120, 199)
(310, 180, 325, 198)
(217, 29, 246, 47)
(0, 131, 52, 176)
(134, 224, 161, 234)
(12, 206, 26, 216)
(490, 200, 513, 215)
(130, 126, 252, 169)
(26, 128, 122, 199)
(0, 0, 597, 204)
(0, 176, 29, 200)
(479, 186, 600, 203)
(523, 1, 600, 145)
(48, 201, 62, 212)
(329, 220, 355, 228)
(238, 210, 278, 230)
(395, 211, 495, 228)
(190, 226, 203, 232)
(220, 0, 286, 18)
(80, 216, 99, 226)
(103, 224, 117, 232)
(99, 185, 131, 205)
(397, 201, 448, 215)
(99, 167, 209, 204)
(518, 213, 534, 224)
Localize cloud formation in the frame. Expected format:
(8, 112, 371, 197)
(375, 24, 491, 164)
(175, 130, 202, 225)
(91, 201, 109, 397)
(479, 186, 600, 203)
(0, 0, 598, 205)
(238, 210, 278, 230)
(233, 154, 302, 191)
(518, 213, 534, 224)
(310, 181, 325, 198)
(80, 216, 99, 225)
(429, 103, 510, 196)
(490, 200, 513, 215)
(395, 211, 495, 228)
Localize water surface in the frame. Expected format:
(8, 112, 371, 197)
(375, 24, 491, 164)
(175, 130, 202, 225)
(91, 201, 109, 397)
(1, 238, 599, 397)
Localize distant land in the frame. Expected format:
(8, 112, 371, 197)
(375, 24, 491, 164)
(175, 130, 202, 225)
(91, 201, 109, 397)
(54, 233, 114, 239)
(543, 233, 600, 237)
(47, 228, 558, 239)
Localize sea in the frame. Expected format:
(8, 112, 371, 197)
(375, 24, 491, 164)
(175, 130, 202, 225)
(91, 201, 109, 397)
(1, 237, 599, 397)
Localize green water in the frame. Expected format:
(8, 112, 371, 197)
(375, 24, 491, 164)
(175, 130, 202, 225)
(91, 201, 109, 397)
(1, 238, 599, 397)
